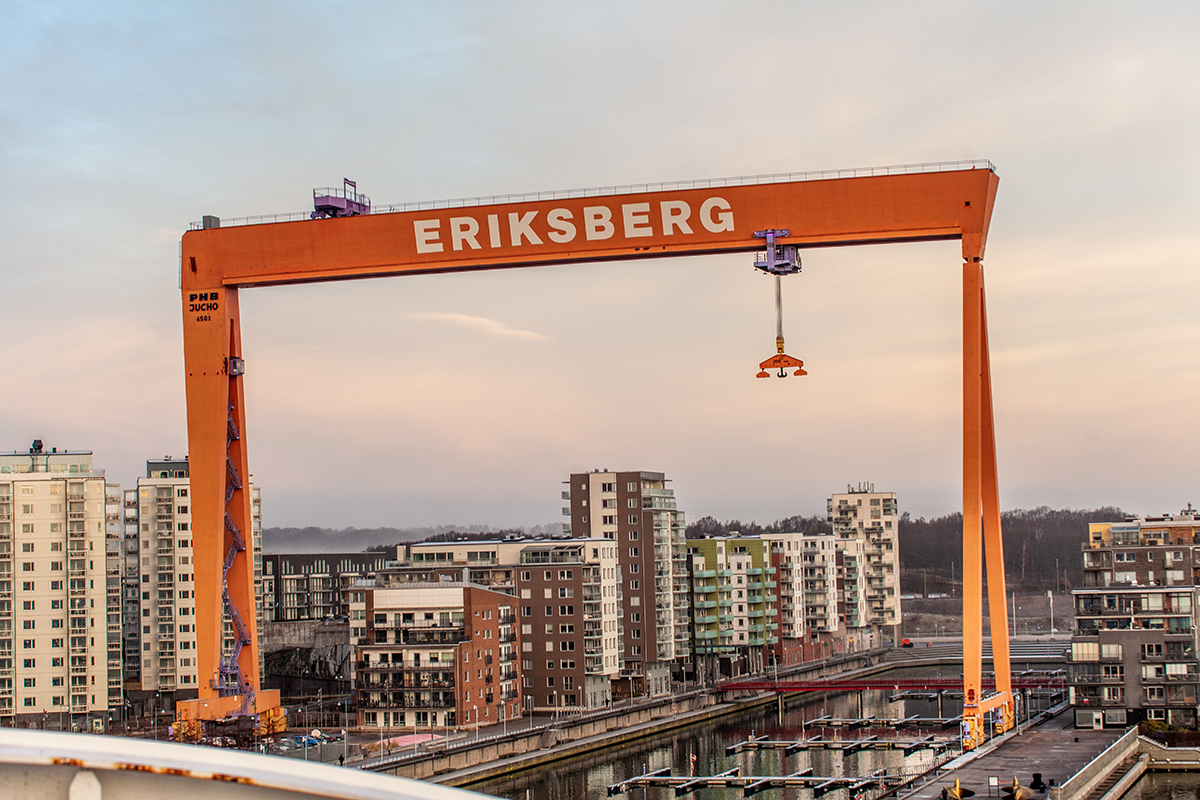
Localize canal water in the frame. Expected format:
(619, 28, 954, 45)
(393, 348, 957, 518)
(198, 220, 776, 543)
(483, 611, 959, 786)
(471, 677, 1057, 800)
(1119, 772, 1200, 800)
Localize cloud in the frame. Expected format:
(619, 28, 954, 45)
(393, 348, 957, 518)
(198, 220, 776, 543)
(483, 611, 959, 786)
(409, 312, 550, 341)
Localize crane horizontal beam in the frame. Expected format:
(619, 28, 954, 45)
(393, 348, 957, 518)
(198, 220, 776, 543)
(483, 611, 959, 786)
(182, 165, 998, 289)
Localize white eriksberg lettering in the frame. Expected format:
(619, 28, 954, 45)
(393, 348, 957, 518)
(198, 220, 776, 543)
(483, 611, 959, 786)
(700, 197, 734, 233)
(508, 211, 543, 246)
(660, 201, 693, 235)
(547, 209, 576, 243)
(414, 219, 443, 253)
(413, 196, 734, 254)
(584, 206, 614, 240)
(450, 217, 481, 251)
(622, 203, 652, 238)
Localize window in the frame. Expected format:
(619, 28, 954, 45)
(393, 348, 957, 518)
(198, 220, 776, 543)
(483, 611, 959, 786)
(558, 588, 573, 598)
(21, 601, 33, 611)
(628, 515, 638, 524)
(521, 571, 531, 581)
(559, 605, 574, 616)
(521, 606, 531, 617)
(602, 516, 616, 525)
(560, 641, 575, 651)
(629, 548, 639, 558)
(629, 531, 638, 541)
(632, 629, 641, 639)
(630, 580, 639, 590)
(630, 613, 641, 623)
(21, 563, 33, 572)
(558, 570, 573, 580)
(559, 624, 574, 634)
(601, 482, 614, 492)
(627, 482, 637, 491)
(21, 543, 33, 553)
(1101, 643, 1123, 660)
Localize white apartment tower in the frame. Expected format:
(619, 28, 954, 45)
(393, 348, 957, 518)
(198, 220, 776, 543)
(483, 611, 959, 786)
(125, 458, 262, 707)
(0, 442, 111, 729)
(828, 483, 900, 644)
(761, 532, 842, 640)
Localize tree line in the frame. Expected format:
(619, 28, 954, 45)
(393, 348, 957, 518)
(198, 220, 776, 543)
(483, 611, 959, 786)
(686, 506, 1129, 592)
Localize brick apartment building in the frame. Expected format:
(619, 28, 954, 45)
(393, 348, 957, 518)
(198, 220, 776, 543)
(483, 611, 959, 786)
(566, 470, 688, 689)
(355, 583, 521, 731)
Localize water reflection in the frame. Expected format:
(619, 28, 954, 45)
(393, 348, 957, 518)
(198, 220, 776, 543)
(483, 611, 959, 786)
(1118, 772, 1200, 800)
(471, 683, 1055, 800)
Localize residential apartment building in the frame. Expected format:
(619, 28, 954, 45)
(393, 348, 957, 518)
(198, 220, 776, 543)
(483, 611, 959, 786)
(566, 471, 689, 688)
(103, 484, 123, 715)
(828, 484, 900, 645)
(262, 549, 397, 622)
(515, 539, 622, 711)
(388, 540, 529, 595)
(354, 583, 521, 731)
(762, 532, 850, 660)
(1070, 511, 1200, 729)
(685, 536, 778, 680)
(121, 458, 263, 712)
(0, 442, 112, 729)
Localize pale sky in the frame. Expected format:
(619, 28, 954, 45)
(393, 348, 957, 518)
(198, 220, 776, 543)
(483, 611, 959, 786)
(3, 2, 1199, 530)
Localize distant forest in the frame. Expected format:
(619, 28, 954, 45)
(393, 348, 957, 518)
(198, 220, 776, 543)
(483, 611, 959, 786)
(267, 507, 1129, 592)
(263, 523, 562, 554)
(685, 506, 1129, 592)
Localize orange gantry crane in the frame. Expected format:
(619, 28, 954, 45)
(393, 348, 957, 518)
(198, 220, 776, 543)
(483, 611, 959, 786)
(178, 163, 1010, 749)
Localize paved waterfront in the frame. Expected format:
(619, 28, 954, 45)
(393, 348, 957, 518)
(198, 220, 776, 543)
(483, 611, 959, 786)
(901, 713, 1122, 800)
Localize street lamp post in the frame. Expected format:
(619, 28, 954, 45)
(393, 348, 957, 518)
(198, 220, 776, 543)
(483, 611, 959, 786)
(472, 704, 478, 740)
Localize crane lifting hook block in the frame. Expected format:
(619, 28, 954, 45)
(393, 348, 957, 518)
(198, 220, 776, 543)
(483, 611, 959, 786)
(757, 352, 807, 378)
